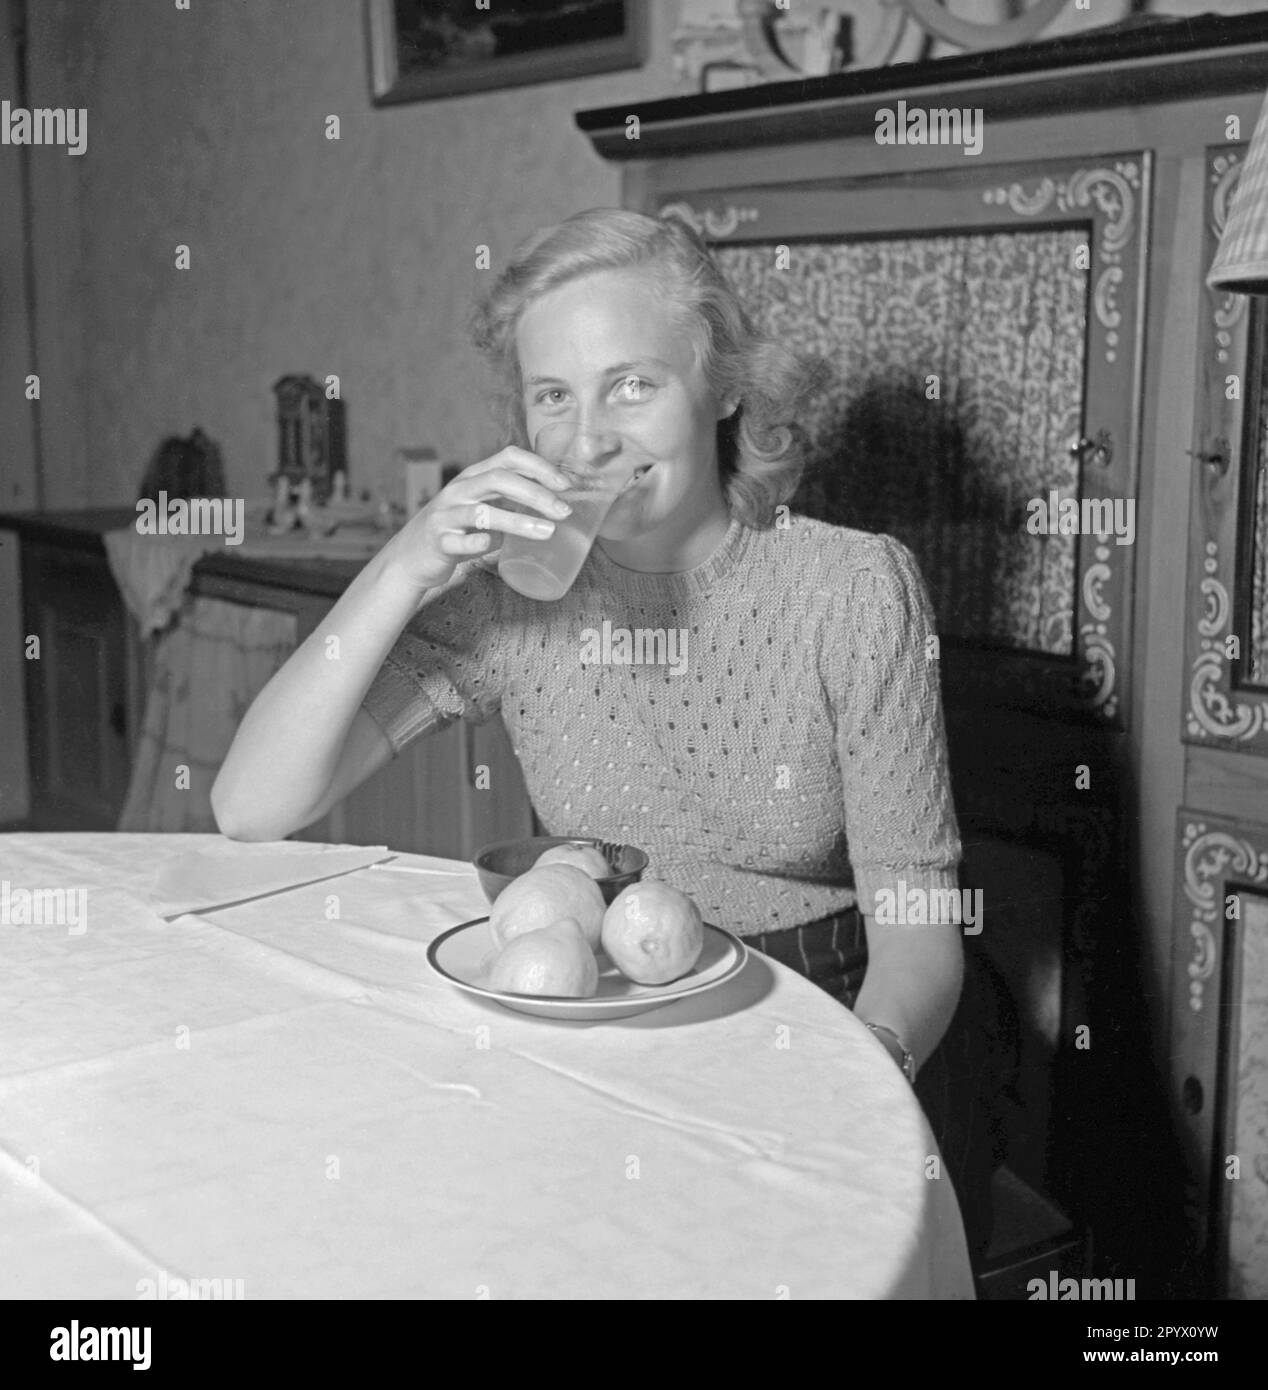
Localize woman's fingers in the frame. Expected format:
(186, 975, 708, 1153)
(377, 446, 568, 594)
(437, 528, 496, 555)
(463, 445, 569, 490)
(453, 451, 572, 522)
(445, 500, 558, 540)
(460, 471, 571, 521)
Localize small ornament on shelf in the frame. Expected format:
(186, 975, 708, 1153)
(294, 477, 314, 528)
(265, 471, 302, 535)
(137, 426, 226, 504)
(272, 374, 347, 506)
(399, 446, 449, 517)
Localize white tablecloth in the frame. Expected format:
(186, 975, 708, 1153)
(0, 833, 973, 1299)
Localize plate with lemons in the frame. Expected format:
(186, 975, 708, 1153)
(428, 916, 747, 1020)
(428, 850, 747, 1020)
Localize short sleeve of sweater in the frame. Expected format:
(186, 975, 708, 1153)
(360, 557, 507, 757)
(817, 534, 963, 913)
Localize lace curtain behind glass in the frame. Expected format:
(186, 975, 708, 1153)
(715, 228, 1088, 655)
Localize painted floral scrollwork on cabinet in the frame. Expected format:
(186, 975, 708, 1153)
(1183, 145, 1268, 755)
(1171, 810, 1268, 1296)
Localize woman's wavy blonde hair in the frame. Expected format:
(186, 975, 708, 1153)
(470, 208, 826, 530)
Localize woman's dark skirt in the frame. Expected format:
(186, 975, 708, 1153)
(747, 905, 1007, 1264)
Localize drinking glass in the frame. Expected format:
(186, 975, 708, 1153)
(497, 423, 651, 601)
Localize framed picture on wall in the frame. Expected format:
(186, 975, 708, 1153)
(366, 0, 647, 105)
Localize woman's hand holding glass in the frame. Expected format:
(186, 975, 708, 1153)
(497, 424, 654, 600)
(378, 445, 574, 597)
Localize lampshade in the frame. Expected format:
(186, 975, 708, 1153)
(1208, 87, 1268, 294)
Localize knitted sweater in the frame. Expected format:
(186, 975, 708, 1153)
(360, 513, 962, 937)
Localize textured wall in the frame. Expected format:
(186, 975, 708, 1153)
(0, 16, 40, 510)
(12, 0, 679, 509)
(9, 0, 1265, 510)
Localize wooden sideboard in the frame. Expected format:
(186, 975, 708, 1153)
(0, 520, 142, 830)
(0, 509, 535, 858)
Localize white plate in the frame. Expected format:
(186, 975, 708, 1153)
(427, 917, 748, 1021)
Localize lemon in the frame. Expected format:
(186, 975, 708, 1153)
(601, 879, 704, 985)
(534, 843, 612, 879)
(488, 863, 605, 953)
(488, 919, 599, 997)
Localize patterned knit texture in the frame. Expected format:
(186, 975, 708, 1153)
(361, 513, 962, 936)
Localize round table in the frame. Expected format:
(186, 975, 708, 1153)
(0, 833, 973, 1299)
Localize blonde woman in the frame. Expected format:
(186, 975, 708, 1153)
(213, 208, 1005, 1259)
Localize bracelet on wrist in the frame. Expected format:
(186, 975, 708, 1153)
(864, 1021, 916, 1083)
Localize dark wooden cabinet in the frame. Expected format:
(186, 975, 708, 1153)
(17, 538, 137, 829)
